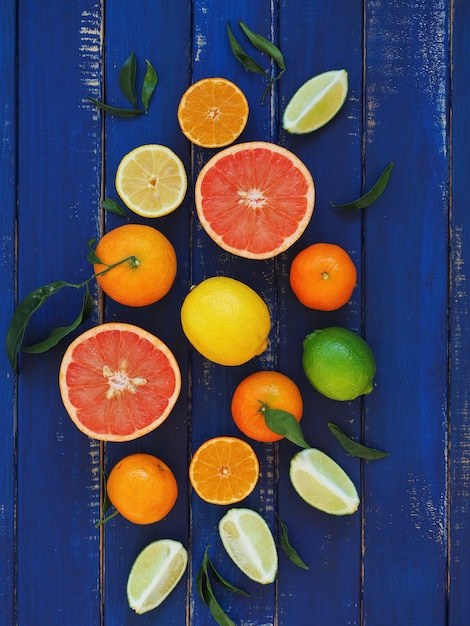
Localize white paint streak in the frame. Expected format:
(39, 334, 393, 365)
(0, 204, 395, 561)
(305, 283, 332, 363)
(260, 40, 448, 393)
(407, 472, 447, 546)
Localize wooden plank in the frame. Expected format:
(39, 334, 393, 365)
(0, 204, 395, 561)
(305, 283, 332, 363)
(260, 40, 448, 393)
(276, 2, 363, 624)
(362, 1, 449, 623)
(15, 2, 103, 623)
(188, 4, 280, 625)
(1, 1, 18, 624)
(100, 1, 192, 624)
(449, 0, 470, 623)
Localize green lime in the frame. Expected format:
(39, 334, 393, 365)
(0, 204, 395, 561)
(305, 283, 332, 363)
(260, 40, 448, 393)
(302, 326, 376, 401)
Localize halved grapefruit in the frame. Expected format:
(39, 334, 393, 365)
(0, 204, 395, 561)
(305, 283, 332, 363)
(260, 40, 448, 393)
(195, 141, 315, 259)
(59, 323, 181, 441)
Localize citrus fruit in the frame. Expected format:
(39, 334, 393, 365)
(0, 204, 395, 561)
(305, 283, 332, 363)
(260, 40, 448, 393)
(106, 453, 178, 525)
(282, 69, 348, 134)
(289, 242, 357, 311)
(189, 436, 259, 505)
(177, 77, 249, 148)
(59, 322, 181, 441)
(180, 276, 271, 366)
(93, 223, 177, 307)
(231, 370, 303, 442)
(115, 144, 187, 217)
(289, 448, 359, 515)
(302, 327, 376, 401)
(127, 539, 188, 614)
(195, 141, 315, 259)
(218, 508, 278, 584)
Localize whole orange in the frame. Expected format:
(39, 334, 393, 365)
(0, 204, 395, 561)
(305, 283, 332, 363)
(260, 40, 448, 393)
(93, 223, 177, 307)
(289, 242, 357, 311)
(231, 371, 303, 443)
(106, 453, 178, 525)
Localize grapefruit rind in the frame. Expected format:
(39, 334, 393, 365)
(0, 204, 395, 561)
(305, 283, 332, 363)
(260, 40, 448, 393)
(195, 141, 315, 260)
(59, 322, 181, 442)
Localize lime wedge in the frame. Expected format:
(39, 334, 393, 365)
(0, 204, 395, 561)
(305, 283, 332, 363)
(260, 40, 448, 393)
(289, 448, 359, 515)
(218, 508, 278, 584)
(282, 69, 348, 134)
(126, 539, 188, 614)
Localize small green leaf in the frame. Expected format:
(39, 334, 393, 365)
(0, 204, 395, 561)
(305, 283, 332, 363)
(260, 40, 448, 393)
(330, 162, 394, 210)
(276, 514, 309, 570)
(6, 280, 76, 370)
(87, 96, 144, 117)
(22, 285, 93, 354)
(328, 422, 390, 460)
(239, 21, 286, 73)
(261, 404, 311, 449)
(141, 59, 158, 114)
(101, 198, 127, 217)
(198, 548, 236, 626)
(118, 52, 138, 108)
(227, 22, 268, 77)
(86, 238, 102, 264)
(95, 469, 120, 527)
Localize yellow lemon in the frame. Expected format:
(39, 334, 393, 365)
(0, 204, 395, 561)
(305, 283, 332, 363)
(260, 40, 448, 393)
(180, 276, 271, 366)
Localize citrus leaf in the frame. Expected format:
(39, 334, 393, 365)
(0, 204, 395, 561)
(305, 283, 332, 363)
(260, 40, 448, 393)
(118, 52, 138, 108)
(86, 238, 102, 264)
(328, 422, 390, 460)
(276, 514, 309, 570)
(207, 557, 249, 597)
(330, 162, 394, 210)
(198, 548, 236, 626)
(141, 59, 158, 114)
(239, 21, 285, 73)
(22, 285, 93, 354)
(101, 198, 127, 217)
(227, 22, 268, 77)
(261, 404, 311, 449)
(87, 96, 144, 117)
(6, 280, 77, 370)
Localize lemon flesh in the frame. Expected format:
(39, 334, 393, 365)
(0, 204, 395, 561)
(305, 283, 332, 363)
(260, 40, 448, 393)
(219, 508, 278, 584)
(126, 539, 188, 614)
(282, 69, 348, 134)
(290, 448, 359, 515)
(180, 276, 271, 366)
(302, 326, 376, 401)
(115, 144, 187, 217)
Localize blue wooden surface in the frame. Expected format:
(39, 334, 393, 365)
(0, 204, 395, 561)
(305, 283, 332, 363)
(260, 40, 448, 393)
(2, 1, 468, 625)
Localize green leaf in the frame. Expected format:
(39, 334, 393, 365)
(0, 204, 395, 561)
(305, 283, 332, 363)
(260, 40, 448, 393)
(198, 548, 236, 626)
(6, 280, 77, 370)
(22, 285, 93, 354)
(101, 198, 127, 217)
(118, 52, 138, 108)
(276, 514, 309, 570)
(95, 469, 120, 528)
(328, 422, 390, 460)
(87, 96, 144, 117)
(261, 404, 311, 449)
(330, 162, 394, 210)
(227, 22, 268, 77)
(86, 238, 102, 264)
(239, 21, 286, 73)
(141, 59, 158, 114)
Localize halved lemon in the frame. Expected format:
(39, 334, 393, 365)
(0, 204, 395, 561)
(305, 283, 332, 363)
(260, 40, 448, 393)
(126, 539, 188, 614)
(218, 508, 277, 584)
(282, 69, 348, 134)
(289, 448, 359, 515)
(115, 144, 187, 217)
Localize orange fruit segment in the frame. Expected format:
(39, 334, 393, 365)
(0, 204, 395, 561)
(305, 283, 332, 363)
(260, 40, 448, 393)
(59, 322, 181, 441)
(93, 223, 177, 307)
(231, 370, 303, 443)
(189, 436, 259, 505)
(177, 77, 249, 148)
(289, 242, 357, 311)
(107, 453, 178, 525)
(195, 141, 315, 259)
